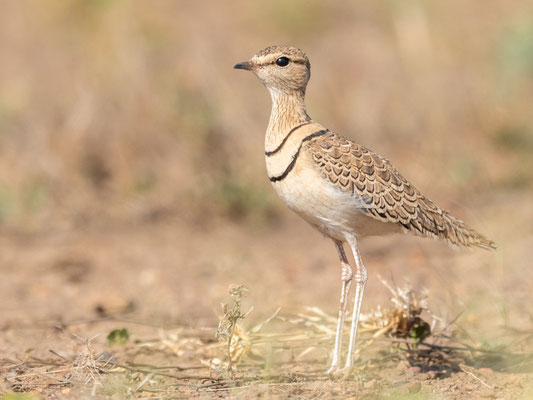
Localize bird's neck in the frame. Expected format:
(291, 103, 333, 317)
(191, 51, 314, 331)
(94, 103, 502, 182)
(266, 89, 311, 149)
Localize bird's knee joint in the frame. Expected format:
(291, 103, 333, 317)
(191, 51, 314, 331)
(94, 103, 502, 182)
(341, 263, 353, 282)
(355, 269, 368, 285)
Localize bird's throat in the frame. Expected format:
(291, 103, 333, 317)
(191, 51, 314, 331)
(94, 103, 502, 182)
(266, 90, 311, 150)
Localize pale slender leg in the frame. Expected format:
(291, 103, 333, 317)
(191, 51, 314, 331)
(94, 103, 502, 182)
(344, 235, 368, 369)
(327, 239, 353, 374)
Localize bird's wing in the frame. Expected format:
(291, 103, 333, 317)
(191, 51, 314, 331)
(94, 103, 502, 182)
(304, 130, 495, 249)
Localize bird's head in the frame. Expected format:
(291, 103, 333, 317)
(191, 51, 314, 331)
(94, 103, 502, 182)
(234, 46, 311, 95)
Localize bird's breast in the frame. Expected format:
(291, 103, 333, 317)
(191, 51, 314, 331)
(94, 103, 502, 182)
(267, 150, 388, 240)
(264, 128, 400, 239)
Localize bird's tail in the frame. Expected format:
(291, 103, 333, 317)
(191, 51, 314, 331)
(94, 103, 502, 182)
(441, 211, 496, 250)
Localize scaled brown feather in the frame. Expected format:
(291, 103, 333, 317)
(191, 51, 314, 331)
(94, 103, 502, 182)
(305, 131, 496, 250)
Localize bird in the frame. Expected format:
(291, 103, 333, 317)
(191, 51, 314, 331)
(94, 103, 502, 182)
(233, 45, 495, 375)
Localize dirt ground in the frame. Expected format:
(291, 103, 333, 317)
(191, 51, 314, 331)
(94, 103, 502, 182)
(1, 189, 532, 399)
(1, 1, 533, 399)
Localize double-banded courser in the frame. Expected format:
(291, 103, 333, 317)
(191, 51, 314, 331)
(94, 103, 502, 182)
(234, 46, 495, 374)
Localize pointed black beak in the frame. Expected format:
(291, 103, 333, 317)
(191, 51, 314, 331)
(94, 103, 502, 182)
(233, 61, 254, 71)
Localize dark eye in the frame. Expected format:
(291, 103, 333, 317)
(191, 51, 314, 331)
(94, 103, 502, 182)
(276, 57, 290, 67)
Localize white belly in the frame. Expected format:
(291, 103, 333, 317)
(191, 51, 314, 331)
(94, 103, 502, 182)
(269, 160, 399, 241)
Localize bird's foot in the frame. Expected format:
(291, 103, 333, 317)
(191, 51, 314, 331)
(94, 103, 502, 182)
(326, 366, 336, 375)
(326, 363, 339, 376)
(326, 364, 355, 379)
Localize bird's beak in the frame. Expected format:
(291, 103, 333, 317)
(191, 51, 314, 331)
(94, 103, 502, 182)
(233, 61, 254, 71)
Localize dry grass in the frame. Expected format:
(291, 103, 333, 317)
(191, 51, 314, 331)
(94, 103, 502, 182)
(214, 284, 253, 379)
(1, 1, 532, 399)
(2, 334, 115, 397)
(2, 281, 532, 398)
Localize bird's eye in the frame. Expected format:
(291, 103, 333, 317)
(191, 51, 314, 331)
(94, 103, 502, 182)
(276, 57, 290, 67)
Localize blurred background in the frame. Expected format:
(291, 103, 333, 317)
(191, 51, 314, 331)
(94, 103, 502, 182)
(1, 0, 532, 343)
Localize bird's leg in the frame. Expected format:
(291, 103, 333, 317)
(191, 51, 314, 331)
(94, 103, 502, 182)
(327, 239, 353, 374)
(343, 236, 368, 370)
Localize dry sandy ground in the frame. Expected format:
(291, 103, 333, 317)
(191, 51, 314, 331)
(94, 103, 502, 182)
(1, 191, 532, 399)
(1, 2, 532, 398)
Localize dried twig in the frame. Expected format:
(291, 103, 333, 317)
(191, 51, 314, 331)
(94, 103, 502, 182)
(215, 284, 252, 379)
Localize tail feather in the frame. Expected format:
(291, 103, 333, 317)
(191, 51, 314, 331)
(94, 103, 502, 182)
(441, 211, 496, 250)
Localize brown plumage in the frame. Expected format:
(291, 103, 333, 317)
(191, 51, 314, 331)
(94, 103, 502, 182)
(234, 45, 495, 375)
(305, 130, 496, 250)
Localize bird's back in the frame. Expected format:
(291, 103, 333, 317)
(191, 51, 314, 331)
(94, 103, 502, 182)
(303, 129, 495, 250)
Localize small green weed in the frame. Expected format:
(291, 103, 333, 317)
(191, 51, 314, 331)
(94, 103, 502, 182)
(107, 328, 130, 346)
